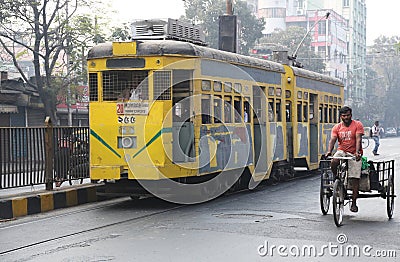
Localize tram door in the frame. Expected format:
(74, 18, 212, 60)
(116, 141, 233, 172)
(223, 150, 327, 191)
(253, 86, 267, 173)
(285, 100, 294, 166)
(309, 94, 318, 164)
(172, 70, 195, 162)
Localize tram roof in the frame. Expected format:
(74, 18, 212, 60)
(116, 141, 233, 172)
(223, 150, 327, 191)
(88, 40, 285, 73)
(291, 66, 343, 86)
(88, 40, 343, 86)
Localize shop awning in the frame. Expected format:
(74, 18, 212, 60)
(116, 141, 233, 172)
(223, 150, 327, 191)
(0, 104, 18, 113)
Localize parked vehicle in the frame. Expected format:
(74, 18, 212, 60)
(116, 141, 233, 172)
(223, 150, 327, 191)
(385, 127, 397, 137)
(55, 128, 89, 186)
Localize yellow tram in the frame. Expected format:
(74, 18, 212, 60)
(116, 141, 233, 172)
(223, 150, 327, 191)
(87, 19, 344, 202)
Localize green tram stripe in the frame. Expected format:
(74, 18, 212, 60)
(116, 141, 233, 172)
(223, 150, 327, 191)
(90, 128, 172, 160)
(90, 129, 121, 158)
(132, 127, 172, 159)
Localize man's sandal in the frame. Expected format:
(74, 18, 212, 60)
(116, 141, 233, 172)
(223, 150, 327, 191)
(350, 205, 358, 213)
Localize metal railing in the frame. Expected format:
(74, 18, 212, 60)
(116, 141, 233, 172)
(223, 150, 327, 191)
(0, 123, 89, 190)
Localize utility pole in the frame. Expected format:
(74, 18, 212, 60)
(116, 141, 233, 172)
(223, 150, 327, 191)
(66, 1, 72, 126)
(226, 0, 233, 15)
(219, 0, 237, 53)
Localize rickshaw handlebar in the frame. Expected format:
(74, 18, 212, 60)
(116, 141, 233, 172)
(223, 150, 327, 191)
(328, 155, 356, 161)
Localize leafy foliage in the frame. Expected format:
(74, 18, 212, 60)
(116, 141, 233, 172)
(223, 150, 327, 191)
(259, 26, 326, 73)
(367, 36, 400, 127)
(0, 0, 107, 124)
(183, 0, 264, 55)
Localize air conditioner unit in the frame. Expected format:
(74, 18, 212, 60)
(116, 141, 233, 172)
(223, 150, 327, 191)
(131, 19, 206, 45)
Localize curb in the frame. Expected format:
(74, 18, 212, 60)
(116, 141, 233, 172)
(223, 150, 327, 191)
(0, 184, 99, 220)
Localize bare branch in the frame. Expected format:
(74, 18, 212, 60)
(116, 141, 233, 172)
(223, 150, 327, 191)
(0, 37, 32, 85)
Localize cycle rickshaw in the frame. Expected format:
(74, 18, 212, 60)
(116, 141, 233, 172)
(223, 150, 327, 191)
(319, 155, 395, 227)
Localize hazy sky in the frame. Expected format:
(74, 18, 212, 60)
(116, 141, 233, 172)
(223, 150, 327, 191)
(112, 0, 185, 20)
(111, 0, 398, 45)
(365, 0, 399, 44)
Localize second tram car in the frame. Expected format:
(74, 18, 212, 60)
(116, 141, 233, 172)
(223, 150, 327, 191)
(87, 19, 344, 202)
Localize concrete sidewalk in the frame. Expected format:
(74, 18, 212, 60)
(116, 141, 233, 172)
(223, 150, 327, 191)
(0, 180, 101, 220)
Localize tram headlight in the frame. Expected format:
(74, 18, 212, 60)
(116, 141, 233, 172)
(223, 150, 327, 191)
(119, 126, 135, 135)
(118, 136, 137, 148)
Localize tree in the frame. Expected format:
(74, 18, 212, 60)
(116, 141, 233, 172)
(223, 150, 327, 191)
(67, 14, 108, 85)
(352, 64, 385, 125)
(0, 0, 106, 125)
(109, 24, 131, 41)
(183, 0, 264, 55)
(258, 26, 326, 73)
(367, 36, 400, 127)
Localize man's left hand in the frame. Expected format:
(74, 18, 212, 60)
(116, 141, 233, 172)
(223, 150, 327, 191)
(355, 152, 362, 161)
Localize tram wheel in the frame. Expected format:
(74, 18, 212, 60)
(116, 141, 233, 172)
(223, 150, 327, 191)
(332, 179, 344, 227)
(387, 174, 395, 219)
(320, 171, 331, 215)
(201, 178, 220, 199)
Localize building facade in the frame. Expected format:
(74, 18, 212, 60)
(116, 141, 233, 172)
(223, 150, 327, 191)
(286, 9, 348, 83)
(252, 0, 367, 106)
(0, 72, 46, 127)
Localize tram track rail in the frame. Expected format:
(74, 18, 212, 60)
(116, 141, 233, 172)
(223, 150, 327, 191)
(0, 198, 184, 256)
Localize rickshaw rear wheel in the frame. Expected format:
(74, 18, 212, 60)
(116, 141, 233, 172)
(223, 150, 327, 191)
(387, 174, 395, 219)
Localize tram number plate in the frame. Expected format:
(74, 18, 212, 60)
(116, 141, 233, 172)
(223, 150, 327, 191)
(117, 102, 149, 115)
(118, 116, 136, 124)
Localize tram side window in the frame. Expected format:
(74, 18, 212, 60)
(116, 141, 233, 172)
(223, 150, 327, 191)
(214, 81, 222, 92)
(89, 73, 98, 101)
(319, 106, 323, 122)
(202, 80, 211, 91)
(244, 100, 250, 123)
(214, 96, 222, 123)
(253, 86, 262, 120)
(202, 95, 211, 124)
(333, 106, 338, 123)
(329, 106, 333, 123)
(234, 83, 242, 93)
(154, 71, 171, 100)
(224, 97, 232, 123)
(224, 82, 232, 92)
(234, 98, 242, 123)
(286, 101, 292, 122)
(303, 102, 308, 122)
(297, 102, 302, 122)
(276, 99, 282, 122)
(309, 102, 314, 120)
(174, 98, 190, 122)
(323, 106, 328, 123)
(268, 100, 275, 122)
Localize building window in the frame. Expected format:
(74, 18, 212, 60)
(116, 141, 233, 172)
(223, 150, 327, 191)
(261, 8, 286, 18)
(318, 21, 326, 35)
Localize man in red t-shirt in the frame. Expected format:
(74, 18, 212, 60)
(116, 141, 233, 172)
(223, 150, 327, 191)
(325, 106, 364, 212)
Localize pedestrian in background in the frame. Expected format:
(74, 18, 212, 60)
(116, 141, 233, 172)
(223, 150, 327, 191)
(371, 120, 380, 156)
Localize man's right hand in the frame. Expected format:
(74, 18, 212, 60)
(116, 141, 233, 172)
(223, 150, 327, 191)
(323, 152, 332, 159)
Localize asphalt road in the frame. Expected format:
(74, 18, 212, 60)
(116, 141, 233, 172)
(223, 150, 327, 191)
(1, 137, 399, 262)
